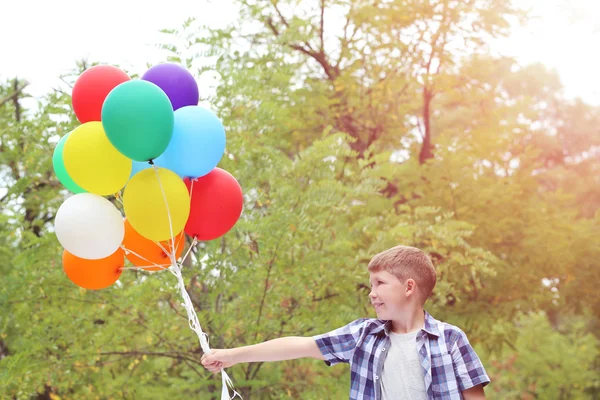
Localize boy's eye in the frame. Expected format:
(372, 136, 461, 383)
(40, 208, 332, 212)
(370, 280, 384, 288)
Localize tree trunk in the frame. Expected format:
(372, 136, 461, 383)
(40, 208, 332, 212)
(419, 86, 434, 164)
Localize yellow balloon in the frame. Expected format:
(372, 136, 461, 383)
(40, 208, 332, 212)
(63, 122, 132, 195)
(123, 167, 190, 242)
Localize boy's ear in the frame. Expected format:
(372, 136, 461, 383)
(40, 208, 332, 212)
(406, 278, 416, 295)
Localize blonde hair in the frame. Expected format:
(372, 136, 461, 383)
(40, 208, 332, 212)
(368, 245, 436, 304)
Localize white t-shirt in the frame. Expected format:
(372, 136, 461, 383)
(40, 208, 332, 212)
(380, 329, 428, 400)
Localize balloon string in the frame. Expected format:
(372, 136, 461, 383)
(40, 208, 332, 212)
(120, 265, 169, 271)
(189, 178, 196, 206)
(152, 165, 177, 262)
(119, 245, 168, 271)
(152, 165, 241, 400)
(223, 372, 243, 399)
(154, 240, 174, 260)
(180, 237, 198, 266)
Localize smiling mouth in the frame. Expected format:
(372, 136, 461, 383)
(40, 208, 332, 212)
(372, 303, 384, 309)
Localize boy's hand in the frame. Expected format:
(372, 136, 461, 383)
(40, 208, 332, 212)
(201, 349, 236, 373)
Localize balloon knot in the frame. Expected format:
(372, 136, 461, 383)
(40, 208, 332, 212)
(148, 160, 154, 165)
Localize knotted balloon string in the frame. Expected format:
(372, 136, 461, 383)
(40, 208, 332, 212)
(154, 239, 174, 261)
(151, 165, 241, 400)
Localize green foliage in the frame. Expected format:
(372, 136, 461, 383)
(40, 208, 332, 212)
(485, 312, 600, 399)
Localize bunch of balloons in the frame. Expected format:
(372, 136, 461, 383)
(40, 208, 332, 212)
(53, 63, 244, 290)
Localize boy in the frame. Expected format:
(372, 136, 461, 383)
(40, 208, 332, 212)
(202, 245, 490, 399)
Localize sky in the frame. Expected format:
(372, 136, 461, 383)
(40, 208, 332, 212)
(1, 0, 599, 105)
(495, 0, 600, 104)
(0, 0, 236, 102)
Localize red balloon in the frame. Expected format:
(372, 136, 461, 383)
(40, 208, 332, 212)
(184, 168, 243, 240)
(72, 65, 130, 123)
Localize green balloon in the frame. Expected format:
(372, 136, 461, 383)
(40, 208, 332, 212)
(101, 80, 174, 161)
(52, 133, 86, 194)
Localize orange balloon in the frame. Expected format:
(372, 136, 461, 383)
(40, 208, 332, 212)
(122, 219, 185, 271)
(62, 248, 124, 290)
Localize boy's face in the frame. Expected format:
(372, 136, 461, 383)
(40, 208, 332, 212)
(368, 270, 410, 319)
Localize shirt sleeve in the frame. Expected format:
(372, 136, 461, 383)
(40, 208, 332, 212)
(312, 318, 368, 366)
(450, 329, 491, 391)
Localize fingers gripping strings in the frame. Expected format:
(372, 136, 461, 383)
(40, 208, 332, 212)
(151, 165, 241, 400)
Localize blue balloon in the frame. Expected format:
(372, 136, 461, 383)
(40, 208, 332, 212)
(157, 106, 226, 178)
(130, 161, 152, 179)
(129, 158, 184, 180)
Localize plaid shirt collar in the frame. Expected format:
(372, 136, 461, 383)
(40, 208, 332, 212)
(368, 310, 440, 338)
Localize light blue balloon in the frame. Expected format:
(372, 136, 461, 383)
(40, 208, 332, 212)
(157, 106, 226, 178)
(128, 158, 184, 180)
(130, 161, 151, 179)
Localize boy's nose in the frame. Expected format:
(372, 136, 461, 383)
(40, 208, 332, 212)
(368, 290, 377, 299)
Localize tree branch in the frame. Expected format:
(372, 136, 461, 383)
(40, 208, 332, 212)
(271, 0, 290, 28)
(419, 1, 451, 164)
(0, 80, 28, 108)
(132, 315, 205, 378)
(254, 236, 283, 341)
(319, 0, 325, 52)
(264, 3, 338, 81)
(99, 350, 204, 368)
(248, 292, 302, 381)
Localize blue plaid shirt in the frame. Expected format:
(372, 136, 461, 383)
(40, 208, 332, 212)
(313, 311, 490, 400)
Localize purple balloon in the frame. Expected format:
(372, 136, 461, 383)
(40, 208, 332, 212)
(141, 63, 199, 110)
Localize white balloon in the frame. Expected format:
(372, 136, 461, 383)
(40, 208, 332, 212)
(55, 193, 124, 260)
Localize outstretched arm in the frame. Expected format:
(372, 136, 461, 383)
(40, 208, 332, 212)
(201, 337, 325, 373)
